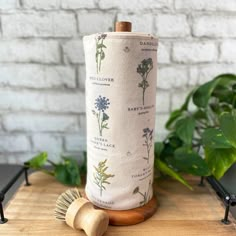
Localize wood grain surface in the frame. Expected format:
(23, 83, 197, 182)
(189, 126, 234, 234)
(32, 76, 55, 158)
(2, 172, 236, 236)
(102, 196, 157, 225)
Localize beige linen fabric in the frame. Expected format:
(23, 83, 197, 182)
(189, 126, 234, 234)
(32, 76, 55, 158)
(83, 32, 158, 210)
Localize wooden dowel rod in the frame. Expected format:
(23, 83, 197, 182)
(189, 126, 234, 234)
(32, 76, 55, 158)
(115, 22, 132, 32)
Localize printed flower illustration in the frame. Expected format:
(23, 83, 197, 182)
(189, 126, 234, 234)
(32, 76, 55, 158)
(94, 159, 115, 196)
(137, 58, 153, 105)
(92, 95, 110, 136)
(142, 128, 153, 163)
(133, 180, 152, 206)
(95, 34, 107, 73)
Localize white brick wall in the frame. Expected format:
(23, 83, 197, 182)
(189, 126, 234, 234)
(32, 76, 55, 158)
(193, 15, 236, 38)
(0, 135, 30, 152)
(99, 0, 173, 10)
(22, 0, 60, 10)
(0, 0, 18, 9)
(0, 0, 235, 164)
(61, 0, 95, 9)
(157, 66, 188, 89)
(32, 134, 63, 162)
(173, 41, 218, 63)
(2, 13, 76, 38)
(155, 14, 190, 38)
(175, 0, 236, 11)
(117, 14, 153, 32)
(78, 12, 115, 34)
(3, 114, 79, 132)
(220, 40, 236, 62)
(0, 65, 76, 88)
(64, 134, 86, 152)
(63, 40, 84, 64)
(0, 40, 60, 63)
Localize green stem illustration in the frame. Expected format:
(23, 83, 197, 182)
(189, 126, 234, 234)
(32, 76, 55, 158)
(93, 159, 115, 196)
(142, 85, 145, 106)
(133, 181, 152, 206)
(95, 34, 107, 74)
(98, 38, 103, 72)
(97, 110, 102, 136)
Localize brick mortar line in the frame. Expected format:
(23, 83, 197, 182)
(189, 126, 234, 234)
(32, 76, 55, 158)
(1, 111, 85, 116)
(0, 85, 84, 92)
(0, 8, 235, 15)
(0, 131, 86, 136)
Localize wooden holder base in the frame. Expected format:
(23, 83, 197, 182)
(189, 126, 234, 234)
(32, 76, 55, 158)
(97, 196, 158, 226)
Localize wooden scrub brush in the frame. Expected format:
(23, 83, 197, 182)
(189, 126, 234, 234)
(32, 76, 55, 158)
(54, 188, 109, 236)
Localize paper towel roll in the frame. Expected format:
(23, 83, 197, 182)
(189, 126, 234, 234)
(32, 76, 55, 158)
(83, 32, 158, 210)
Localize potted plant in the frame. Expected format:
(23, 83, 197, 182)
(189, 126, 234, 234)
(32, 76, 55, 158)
(154, 74, 236, 190)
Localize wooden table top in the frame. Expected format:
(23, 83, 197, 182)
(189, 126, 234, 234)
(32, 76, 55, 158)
(2, 172, 236, 235)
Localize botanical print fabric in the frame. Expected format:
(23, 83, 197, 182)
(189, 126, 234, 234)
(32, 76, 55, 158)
(84, 32, 158, 210)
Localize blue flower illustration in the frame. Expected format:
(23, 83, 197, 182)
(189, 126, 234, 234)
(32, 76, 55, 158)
(92, 95, 110, 136)
(95, 96, 110, 112)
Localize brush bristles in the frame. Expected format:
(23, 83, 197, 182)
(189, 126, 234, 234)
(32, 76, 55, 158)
(54, 188, 82, 221)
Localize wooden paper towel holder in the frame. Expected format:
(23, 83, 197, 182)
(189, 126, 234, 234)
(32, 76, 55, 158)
(98, 196, 158, 226)
(94, 22, 158, 226)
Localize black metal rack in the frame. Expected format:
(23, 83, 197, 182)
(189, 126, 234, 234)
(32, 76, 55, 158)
(205, 176, 236, 224)
(0, 165, 30, 224)
(0, 166, 235, 225)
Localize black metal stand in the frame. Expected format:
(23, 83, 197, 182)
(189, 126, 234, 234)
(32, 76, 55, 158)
(198, 176, 205, 187)
(201, 176, 236, 225)
(0, 165, 31, 224)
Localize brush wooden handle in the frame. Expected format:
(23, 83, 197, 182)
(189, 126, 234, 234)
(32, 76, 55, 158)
(65, 198, 109, 236)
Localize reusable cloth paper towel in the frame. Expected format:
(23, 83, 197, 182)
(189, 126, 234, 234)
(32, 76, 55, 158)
(84, 32, 158, 210)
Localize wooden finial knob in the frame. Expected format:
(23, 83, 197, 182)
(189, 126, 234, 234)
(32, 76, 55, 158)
(115, 21, 132, 32)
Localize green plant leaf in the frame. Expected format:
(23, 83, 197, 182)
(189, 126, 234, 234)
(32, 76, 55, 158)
(205, 147, 236, 179)
(166, 90, 196, 130)
(201, 128, 232, 149)
(174, 147, 210, 176)
(215, 74, 236, 87)
(193, 79, 219, 108)
(165, 109, 183, 130)
(25, 152, 48, 169)
(220, 112, 236, 148)
(54, 158, 81, 186)
(154, 142, 164, 157)
(176, 117, 195, 145)
(180, 89, 195, 111)
(80, 151, 87, 177)
(192, 74, 236, 108)
(212, 85, 234, 104)
(155, 158, 192, 190)
(193, 109, 207, 120)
